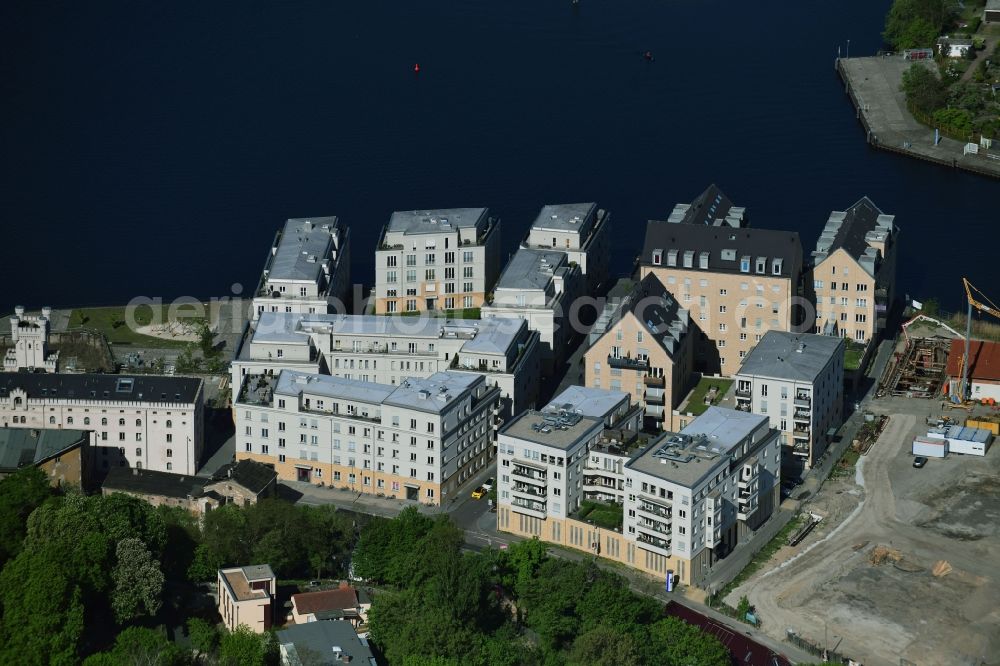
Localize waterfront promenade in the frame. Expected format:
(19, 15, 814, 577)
(837, 55, 1000, 179)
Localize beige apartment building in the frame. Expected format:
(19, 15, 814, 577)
(639, 222, 803, 377)
(373, 208, 501, 314)
(810, 197, 898, 344)
(584, 274, 694, 431)
(218, 565, 276, 633)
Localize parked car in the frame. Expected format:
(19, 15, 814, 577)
(471, 486, 487, 499)
(912, 456, 928, 468)
(482, 477, 495, 492)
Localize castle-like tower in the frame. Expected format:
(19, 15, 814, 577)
(4, 306, 59, 373)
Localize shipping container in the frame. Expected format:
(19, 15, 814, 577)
(912, 437, 948, 458)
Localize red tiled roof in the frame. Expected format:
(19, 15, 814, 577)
(291, 586, 358, 615)
(946, 339, 1000, 382)
(663, 601, 792, 666)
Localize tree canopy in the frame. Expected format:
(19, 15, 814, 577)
(884, 0, 949, 50)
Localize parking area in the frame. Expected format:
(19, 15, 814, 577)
(729, 393, 1000, 666)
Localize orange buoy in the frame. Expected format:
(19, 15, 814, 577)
(413, 63, 421, 73)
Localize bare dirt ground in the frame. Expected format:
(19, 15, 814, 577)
(729, 400, 1000, 666)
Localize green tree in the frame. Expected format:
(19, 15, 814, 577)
(567, 624, 642, 666)
(646, 616, 730, 666)
(900, 64, 948, 114)
(219, 625, 276, 666)
(0, 466, 52, 566)
(187, 617, 220, 657)
(82, 626, 188, 666)
(496, 537, 548, 593)
(884, 0, 948, 49)
(736, 594, 752, 619)
(111, 537, 165, 622)
(516, 559, 590, 650)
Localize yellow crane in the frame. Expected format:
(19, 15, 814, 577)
(959, 278, 1000, 400)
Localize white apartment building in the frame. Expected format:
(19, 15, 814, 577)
(524, 203, 611, 293)
(235, 370, 501, 505)
(373, 208, 501, 314)
(0, 374, 204, 475)
(232, 312, 540, 416)
(4, 306, 59, 373)
(252, 217, 351, 320)
(497, 409, 605, 529)
(623, 408, 781, 585)
(734, 331, 844, 471)
(481, 247, 582, 375)
(498, 405, 781, 587)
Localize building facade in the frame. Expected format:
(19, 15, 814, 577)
(734, 331, 845, 471)
(0, 428, 89, 488)
(639, 222, 804, 377)
(584, 274, 694, 431)
(4, 306, 58, 372)
(524, 203, 612, 294)
(373, 208, 501, 314)
(0, 374, 204, 475)
(810, 197, 897, 344)
(252, 217, 351, 320)
(218, 565, 276, 634)
(497, 406, 782, 587)
(232, 312, 540, 417)
(235, 370, 502, 505)
(481, 247, 582, 375)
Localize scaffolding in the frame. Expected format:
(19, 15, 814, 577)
(878, 337, 950, 398)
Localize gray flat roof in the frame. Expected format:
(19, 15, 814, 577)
(531, 203, 597, 233)
(545, 385, 629, 421)
(0, 428, 88, 470)
(737, 331, 844, 382)
(275, 371, 395, 405)
(277, 621, 375, 665)
(241, 564, 275, 581)
(0, 373, 202, 404)
(249, 312, 523, 354)
(268, 217, 340, 282)
(495, 247, 567, 291)
(501, 409, 602, 451)
(386, 208, 487, 234)
(460, 317, 527, 355)
(627, 407, 768, 487)
(383, 372, 481, 413)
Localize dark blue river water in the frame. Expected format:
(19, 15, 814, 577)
(1, 1, 994, 312)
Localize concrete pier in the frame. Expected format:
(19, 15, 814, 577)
(837, 56, 1000, 179)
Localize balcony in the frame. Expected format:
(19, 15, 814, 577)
(608, 355, 649, 371)
(638, 519, 671, 535)
(705, 528, 721, 548)
(583, 475, 622, 490)
(793, 425, 811, 434)
(643, 387, 665, 405)
(643, 375, 665, 387)
(793, 409, 811, 421)
(511, 498, 546, 517)
(636, 532, 671, 553)
(512, 466, 547, 484)
(737, 500, 754, 521)
(512, 483, 546, 498)
(637, 500, 671, 519)
(794, 394, 811, 407)
(735, 387, 752, 398)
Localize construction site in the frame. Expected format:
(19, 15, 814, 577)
(725, 281, 1000, 666)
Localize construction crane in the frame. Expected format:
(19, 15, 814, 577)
(959, 278, 1000, 400)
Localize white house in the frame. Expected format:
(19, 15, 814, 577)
(735, 331, 845, 471)
(0, 373, 204, 475)
(4, 306, 59, 373)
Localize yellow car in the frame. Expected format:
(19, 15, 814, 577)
(471, 486, 487, 499)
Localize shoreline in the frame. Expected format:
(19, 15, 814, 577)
(836, 56, 1000, 180)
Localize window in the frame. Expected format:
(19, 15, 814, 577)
(386, 271, 397, 284)
(719, 288, 727, 295)
(652, 249, 662, 265)
(463, 251, 474, 263)
(761, 384, 768, 397)
(386, 255, 397, 267)
(119, 418, 125, 426)
(425, 269, 436, 281)
(135, 448, 142, 457)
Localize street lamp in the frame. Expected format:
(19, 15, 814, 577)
(847, 39, 851, 59)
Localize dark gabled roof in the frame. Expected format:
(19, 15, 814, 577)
(670, 184, 743, 227)
(277, 621, 376, 665)
(641, 222, 801, 278)
(211, 459, 277, 494)
(610, 274, 691, 358)
(103, 466, 208, 500)
(0, 428, 88, 471)
(664, 601, 793, 666)
(0, 373, 202, 404)
(819, 196, 888, 260)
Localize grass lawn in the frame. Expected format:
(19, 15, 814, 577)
(68, 305, 202, 348)
(831, 447, 861, 479)
(576, 501, 623, 530)
(685, 377, 734, 416)
(844, 342, 866, 371)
